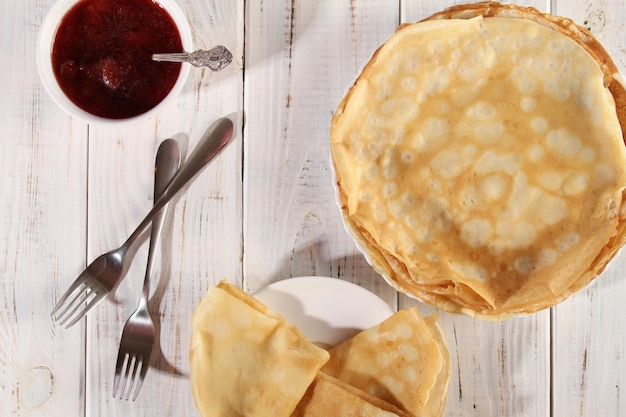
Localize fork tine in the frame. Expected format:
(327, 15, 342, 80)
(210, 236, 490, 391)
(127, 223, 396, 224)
(112, 352, 126, 397)
(114, 353, 131, 399)
(125, 357, 142, 400)
(131, 355, 149, 401)
(60, 291, 107, 328)
(51, 275, 89, 317)
(113, 353, 133, 399)
(53, 284, 92, 324)
(54, 279, 102, 328)
(53, 254, 112, 325)
(118, 355, 139, 400)
(113, 350, 150, 400)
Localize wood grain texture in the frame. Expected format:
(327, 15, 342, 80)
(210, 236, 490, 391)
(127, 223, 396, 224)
(81, 0, 244, 415)
(0, 0, 87, 415)
(551, 2, 626, 416)
(1, 0, 625, 416)
(242, 0, 400, 305)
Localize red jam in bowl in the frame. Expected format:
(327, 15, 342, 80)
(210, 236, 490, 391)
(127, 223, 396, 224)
(52, 0, 183, 119)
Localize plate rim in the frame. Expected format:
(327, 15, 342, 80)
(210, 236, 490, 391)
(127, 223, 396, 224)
(254, 276, 394, 347)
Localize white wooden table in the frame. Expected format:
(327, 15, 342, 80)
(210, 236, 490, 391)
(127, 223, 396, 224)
(2, 0, 625, 416)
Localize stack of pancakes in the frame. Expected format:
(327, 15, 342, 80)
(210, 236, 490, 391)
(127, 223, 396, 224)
(331, 2, 626, 319)
(190, 281, 449, 417)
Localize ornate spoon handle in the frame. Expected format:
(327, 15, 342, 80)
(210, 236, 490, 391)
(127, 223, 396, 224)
(152, 45, 233, 71)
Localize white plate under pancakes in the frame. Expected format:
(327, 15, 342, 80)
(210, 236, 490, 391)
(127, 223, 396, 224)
(254, 276, 394, 348)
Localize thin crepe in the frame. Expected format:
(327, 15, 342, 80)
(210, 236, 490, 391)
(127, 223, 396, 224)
(331, 2, 626, 319)
(292, 373, 413, 417)
(189, 280, 329, 417)
(322, 308, 450, 417)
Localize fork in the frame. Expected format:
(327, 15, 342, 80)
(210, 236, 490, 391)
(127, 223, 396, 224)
(51, 117, 234, 328)
(112, 138, 180, 400)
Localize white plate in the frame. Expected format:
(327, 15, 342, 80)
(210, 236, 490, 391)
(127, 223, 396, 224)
(254, 276, 394, 348)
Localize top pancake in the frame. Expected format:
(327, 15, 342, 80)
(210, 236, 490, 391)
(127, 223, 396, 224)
(331, 3, 626, 319)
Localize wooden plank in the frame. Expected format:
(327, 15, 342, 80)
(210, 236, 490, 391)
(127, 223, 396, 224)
(398, 1, 551, 416)
(421, 310, 549, 417)
(552, 258, 626, 417)
(82, 0, 244, 414)
(551, 1, 626, 416)
(0, 0, 87, 416)
(242, 0, 400, 305)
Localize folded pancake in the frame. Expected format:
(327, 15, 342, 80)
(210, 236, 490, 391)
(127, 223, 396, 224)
(291, 373, 413, 417)
(189, 280, 330, 417)
(422, 314, 449, 417)
(331, 2, 626, 319)
(322, 308, 450, 417)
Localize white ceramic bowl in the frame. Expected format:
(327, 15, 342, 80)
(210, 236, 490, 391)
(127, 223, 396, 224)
(36, 0, 192, 126)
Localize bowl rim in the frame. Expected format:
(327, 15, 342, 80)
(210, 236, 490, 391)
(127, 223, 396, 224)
(36, 0, 193, 127)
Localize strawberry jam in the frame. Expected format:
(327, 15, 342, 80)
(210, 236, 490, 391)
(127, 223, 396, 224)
(52, 0, 183, 119)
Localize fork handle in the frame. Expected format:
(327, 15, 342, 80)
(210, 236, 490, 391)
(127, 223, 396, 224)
(141, 139, 181, 301)
(124, 117, 234, 249)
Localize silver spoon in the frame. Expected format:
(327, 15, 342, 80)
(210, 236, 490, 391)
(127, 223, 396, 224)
(152, 45, 233, 71)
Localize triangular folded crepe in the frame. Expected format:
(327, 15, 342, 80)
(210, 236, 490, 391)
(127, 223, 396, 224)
(291, 372, 413, 417)
(322, 308, 449, 417)
(422, 314, 450, 417)
(190, 280, 330, 417)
